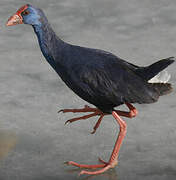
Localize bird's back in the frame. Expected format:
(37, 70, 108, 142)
(54, 45, 161, 113)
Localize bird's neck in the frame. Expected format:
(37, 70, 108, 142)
(32, 20, 66, 69)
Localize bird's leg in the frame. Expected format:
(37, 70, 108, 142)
(91, 114, 105, 134)
(65, 112, 100, 125)
(59, 103, 137, 134)
(59, 105, 107, 133)
(91, 103, 137, 134)
(59, 105, 101, 124)
(78, 111, 127, 175)
(58, 105, 97, 113)
(66, 111, 127, 176)
(115, 103, 138, 118)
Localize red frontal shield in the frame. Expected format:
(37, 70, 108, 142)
(6, 4, 28, 26)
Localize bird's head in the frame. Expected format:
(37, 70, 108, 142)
(6, 4, 44, 26)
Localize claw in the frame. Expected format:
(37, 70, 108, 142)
(65, 120, 71, 125)
(58, 109, 63, 113)
(98, 157, 108, 165)
(64, 161, 70, 165)
(91, 129, 96, 134)
(65, 118, 76, 125)
(79, 171, 83, 176)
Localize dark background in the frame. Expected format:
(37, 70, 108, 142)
(0, 0, 176, 179)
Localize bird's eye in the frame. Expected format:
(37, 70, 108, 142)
(22, 10, 30, 16)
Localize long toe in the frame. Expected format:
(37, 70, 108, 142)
(79, 164, 112, 175)
(65, 160, 107, 169)
(79, 159, 118, 175)
(65, 159, 118, 175)
(58, 105, 99, 113)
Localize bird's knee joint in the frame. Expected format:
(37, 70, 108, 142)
(129, 109, 138, 118)
(120, 121, 127, 131)
(120, 126, 127, 135)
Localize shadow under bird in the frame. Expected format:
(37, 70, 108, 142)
(6, 4, 174, 176)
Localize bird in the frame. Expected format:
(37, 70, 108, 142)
(6, 4, 174, 175)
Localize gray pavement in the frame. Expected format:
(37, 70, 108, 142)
(0, 0, 176, 179)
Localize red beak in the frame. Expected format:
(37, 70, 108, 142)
(6, 14, 23, 26)
(6, 4, 28, 26)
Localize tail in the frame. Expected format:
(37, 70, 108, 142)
(136, 57, 175, 81)
(150, 83, 173, 96)
(136, 57, 174, 96)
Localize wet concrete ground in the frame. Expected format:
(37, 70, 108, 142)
(0, 0, 176, 179)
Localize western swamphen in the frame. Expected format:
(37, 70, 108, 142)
(6, 4, 174, 175)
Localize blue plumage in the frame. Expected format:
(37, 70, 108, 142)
(16, 4, 174, 113)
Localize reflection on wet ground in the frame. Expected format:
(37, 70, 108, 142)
(65, 167, 118, 180)
(84, 169, 118, 180)
(0, 130, 17, 160)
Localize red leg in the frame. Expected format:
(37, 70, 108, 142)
(77, 111, 127, 175)
(65, 111, 128, 175)
(91, 114, 105, 134)
(115, 103, 138, 118)
(58, 105, 98, 113)
(65, 161, 106, 169)
(59, 105, 106, 133)
(65, 112, 98, 125)
(59, 103, 137, 134)
(108, 111, 127, 164)
(90, 103, 137, 133)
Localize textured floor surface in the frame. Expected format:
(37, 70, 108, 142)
(0, 0, 176, 179)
